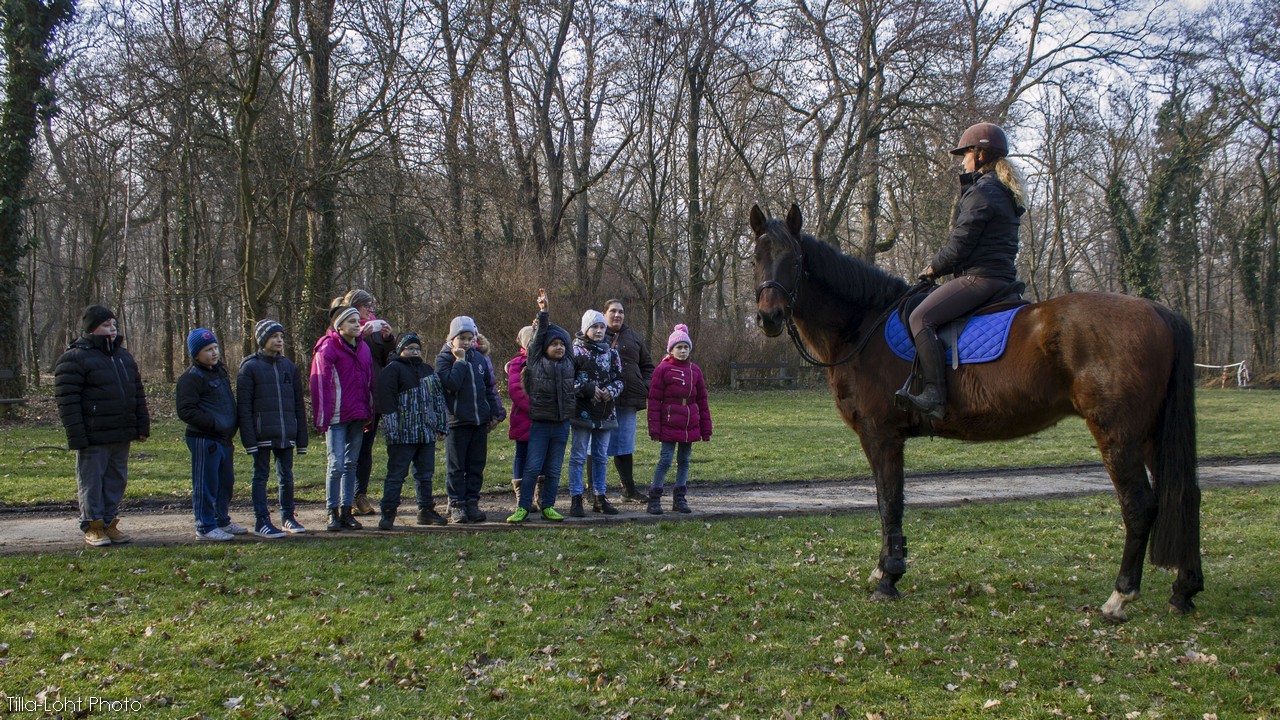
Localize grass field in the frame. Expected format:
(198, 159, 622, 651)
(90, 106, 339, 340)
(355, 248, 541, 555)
(0, 485, 1276, 718)
(2, 387, 1278, 508)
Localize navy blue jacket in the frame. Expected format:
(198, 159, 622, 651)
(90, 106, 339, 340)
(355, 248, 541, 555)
(930, 170, 1024, 281)
(54, 334, 150, 449)
(177, 362, 237, 444)
(236, 351, 308, 451)
(435, 346, 506, 428)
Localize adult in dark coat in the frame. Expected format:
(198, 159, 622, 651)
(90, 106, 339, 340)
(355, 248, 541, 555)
(345, 289, 395, 516)
(54, 304, 150, 546)
(603, 299, 655, 502)
(899, 122, 1027, 421)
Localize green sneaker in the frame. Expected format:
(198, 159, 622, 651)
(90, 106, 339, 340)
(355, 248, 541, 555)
(540, 507, 565, 522)
(506, 507, 529, 524)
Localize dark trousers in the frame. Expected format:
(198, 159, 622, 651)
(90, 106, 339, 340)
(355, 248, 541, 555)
(909, 275, 1009, 336)
(188, 437, 234, 533)
(251, 447, 296, 522)
(445, 424, 489, 506)
(76, 442, 130, 530)
(383, 442, 436, 511)
(355, 414, 381, 497)
(519, 420, 570, 510)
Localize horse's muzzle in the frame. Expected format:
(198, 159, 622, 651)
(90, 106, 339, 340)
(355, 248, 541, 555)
(756, 309, 785, 337)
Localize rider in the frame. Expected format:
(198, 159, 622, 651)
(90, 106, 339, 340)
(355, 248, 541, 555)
(898, 122, 1027, 420)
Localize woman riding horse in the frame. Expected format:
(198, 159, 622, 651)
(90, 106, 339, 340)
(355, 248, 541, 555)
(899, 122, 1027, 420)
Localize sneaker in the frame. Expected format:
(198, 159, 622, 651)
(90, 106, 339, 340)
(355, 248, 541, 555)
(506, 507, 529, 524)
(254, 521, 287, 539)
(281, 516, 308, 534)
(449, 505, 469, 524)
(416, 507, 447, 526)
(84, 520, 111, 547)
(103, 519, 132, 544)
(198, 527, 234, 541)
(220, 522, 249, 535)
(464, 502, 487, 523)
(541, 507, 565, 522)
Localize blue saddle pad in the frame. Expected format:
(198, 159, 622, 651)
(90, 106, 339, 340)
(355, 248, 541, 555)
(885, 306, 1025, 364)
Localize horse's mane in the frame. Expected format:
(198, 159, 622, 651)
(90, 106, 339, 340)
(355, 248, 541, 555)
(798, 233, 909, 311)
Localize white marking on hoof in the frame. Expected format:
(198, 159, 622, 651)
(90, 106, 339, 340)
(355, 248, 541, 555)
(1100, 590, 1139, 623)
(869, 567, 884, 584)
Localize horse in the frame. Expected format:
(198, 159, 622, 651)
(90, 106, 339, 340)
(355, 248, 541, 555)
(750, 204, 1203, 621)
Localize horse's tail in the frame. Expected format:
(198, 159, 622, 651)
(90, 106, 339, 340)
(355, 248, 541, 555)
(1149, 306, 1201, 569)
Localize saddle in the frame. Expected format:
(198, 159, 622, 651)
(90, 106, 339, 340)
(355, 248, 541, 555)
(889, 280, 1028, 369)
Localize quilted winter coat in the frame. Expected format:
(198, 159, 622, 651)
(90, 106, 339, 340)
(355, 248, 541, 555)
(646, 356, 712, 443)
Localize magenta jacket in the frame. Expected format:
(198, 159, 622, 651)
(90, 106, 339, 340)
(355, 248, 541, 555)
(506, 350, 531, 441)
(310, 329, 374, 433)
(646, 356, 712, 443)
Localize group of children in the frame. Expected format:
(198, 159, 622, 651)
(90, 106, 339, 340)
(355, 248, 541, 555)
(58, 289, 713, 545)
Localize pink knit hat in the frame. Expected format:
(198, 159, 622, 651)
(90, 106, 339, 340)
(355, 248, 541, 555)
(666, 324, 692, 353)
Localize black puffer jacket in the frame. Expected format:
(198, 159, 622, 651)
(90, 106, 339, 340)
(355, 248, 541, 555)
(54, 334, 150, 449)
(177, 362, 237, 444)
(236, 351, 308, 451)
(605, 324, 655, 409)
(525, 310, 576, 423)
(930, 170, 1024, 281)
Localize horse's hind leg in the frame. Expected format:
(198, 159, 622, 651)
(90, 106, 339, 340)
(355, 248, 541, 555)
(1095, 435, 1158, 623)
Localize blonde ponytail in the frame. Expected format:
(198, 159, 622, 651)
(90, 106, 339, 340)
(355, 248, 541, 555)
(991, 157, 1027, 209)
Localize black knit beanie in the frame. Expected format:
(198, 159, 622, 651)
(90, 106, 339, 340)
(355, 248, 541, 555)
(81, 305, 116, 334)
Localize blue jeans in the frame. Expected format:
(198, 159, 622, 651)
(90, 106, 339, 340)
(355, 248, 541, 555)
(76, 442, 130, 530)
(326, 421, 365, 509)
(188, 437, 234, 533)
(251, 447, 296, 522)
(568, 426, 612, 497)
(383, 442, 436, 511)
(652, 441, 693, 490)
(512, 439, 528, 479)
(520, 420, 570, 509)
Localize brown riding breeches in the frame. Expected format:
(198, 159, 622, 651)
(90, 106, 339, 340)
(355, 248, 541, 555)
(908, 275, 1010, 337)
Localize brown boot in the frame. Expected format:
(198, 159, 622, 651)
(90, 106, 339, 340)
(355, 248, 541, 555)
(104, 518, 132, 544)
(84, 520, 111, 547)
(511, 479, 522, 503)
(353, 493, 375, 516)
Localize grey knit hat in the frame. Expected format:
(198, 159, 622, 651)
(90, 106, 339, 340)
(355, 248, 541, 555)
(344, 289, 374, 309)
(448, 316, 478, 340)
(254, 319, 284, 347)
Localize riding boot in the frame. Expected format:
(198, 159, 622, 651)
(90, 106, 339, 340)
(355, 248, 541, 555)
(898, 328, 947, 421)
(615, 455, 644, 502)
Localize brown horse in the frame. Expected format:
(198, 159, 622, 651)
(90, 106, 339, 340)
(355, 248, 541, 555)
(750, 204, 1202, 621)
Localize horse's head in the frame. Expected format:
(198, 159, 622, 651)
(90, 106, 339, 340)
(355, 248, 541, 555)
(750, 203, 805, 337)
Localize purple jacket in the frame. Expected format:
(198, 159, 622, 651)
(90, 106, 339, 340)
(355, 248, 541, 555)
(646, 356, 712, 443)
(506, 350, 531, 441)
(310, 329, 374, 433)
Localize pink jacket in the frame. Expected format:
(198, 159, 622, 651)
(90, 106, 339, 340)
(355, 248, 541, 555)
(506, 350, 531, 441)
(310, 330, 374, 433)
(647, 356, 712, 443)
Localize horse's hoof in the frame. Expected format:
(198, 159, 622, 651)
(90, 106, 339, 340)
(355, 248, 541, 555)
(1100, 590, 1136, 623)
(1168, 596, 1196, 615)
(870, 588, 900, 602)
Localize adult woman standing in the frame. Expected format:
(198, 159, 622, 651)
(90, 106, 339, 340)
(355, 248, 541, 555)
(897, 122, 1027, 420)
(602, 299, 654, 502)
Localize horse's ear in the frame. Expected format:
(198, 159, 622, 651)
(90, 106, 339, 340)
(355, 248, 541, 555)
(749, 204, 767, 236)
(786, 204, 803, 236)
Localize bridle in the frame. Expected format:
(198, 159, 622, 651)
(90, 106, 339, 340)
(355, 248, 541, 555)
(754, 228, 930, 369)
(753, 231, 862, 368)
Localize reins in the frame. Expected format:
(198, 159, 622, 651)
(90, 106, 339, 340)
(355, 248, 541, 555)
(756, 233, 932, 368)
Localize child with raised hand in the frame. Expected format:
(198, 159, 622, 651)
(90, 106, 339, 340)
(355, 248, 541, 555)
(237, 320, 309, 537)
(646, 324, 712, 514)
(507, 289, 574, 523)
(567, 307, 624, 516)
(375, 332, 449, 529)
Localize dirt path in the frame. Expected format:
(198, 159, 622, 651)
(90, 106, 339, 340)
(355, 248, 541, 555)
(2, 461, 1277, 555)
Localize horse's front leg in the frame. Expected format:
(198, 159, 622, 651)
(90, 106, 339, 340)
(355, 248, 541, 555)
(863, 436, 907, 600)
